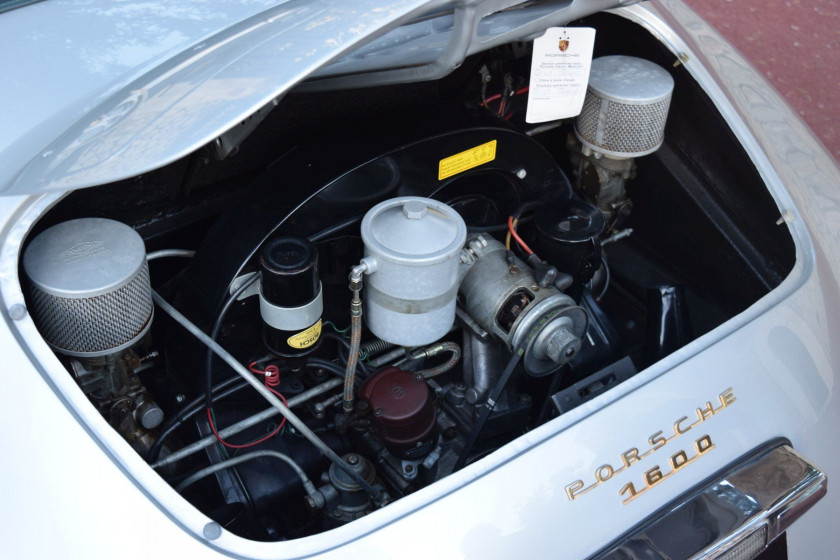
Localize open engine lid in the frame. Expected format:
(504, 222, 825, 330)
(0, 0, 635, 196)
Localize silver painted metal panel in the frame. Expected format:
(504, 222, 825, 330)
(0, 0, 451, 195)
(0, 1, 837, 559)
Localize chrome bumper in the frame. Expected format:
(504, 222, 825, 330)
(596, 445, 827, 560)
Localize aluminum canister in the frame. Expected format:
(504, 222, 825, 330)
(574, 55, 674, 159)
(360, 197, 466, 347)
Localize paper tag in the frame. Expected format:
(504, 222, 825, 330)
(525, 27, 596, 123)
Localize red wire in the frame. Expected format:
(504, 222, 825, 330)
(481, 86, 529, 109)
(207, 363, 287, 449)
(508, 216, 535, 256)
(207, 408, 285, 449)
(264, 365, 281, 387)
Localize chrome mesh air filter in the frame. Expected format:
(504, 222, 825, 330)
(574, 55, 674, 159)
(23, 218, 153, 357)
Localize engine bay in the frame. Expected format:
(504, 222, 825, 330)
(18, 13, 795, 542)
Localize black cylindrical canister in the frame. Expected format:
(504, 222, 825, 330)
(259, 237, 322, 358)
(534, 199, 605, 298)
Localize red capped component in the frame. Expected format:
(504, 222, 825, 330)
(361, 367, 437, 459)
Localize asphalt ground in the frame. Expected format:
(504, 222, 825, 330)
(684, 0, 840, 163)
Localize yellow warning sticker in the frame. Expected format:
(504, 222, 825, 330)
(438, 140, 497, 180)
(287, 319, 322, 349)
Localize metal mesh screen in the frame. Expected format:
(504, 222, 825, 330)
(30, 262, 153, 355)
(575, 93, 671, 156)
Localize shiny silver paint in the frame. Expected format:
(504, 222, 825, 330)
(640, 3, 840, 553)
(0, 0, 445, 194)
(0, 1, 837, 559)
(0, 0, 633, 196)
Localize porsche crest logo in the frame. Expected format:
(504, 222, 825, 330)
(558, 39, 570, 52)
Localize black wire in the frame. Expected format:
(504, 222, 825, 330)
(512, 200, 542, 220)
(454, 349, 523, 471)
(197, 274, 264, 515)
(206, 274, 260, 411)
(305, 357, 350, 379)
(557, 168, 573, 197)
(596, 256, 611, 302)
(467, 214, 535, 234)
(321, 330, 371, 377)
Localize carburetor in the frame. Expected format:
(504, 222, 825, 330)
(23, 217, 163, 451)
(459, 235, 587, 376)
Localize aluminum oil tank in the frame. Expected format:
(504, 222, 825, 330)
(360, 197, 466, 347)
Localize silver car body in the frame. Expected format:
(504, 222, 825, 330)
(0, 0, 837, 558)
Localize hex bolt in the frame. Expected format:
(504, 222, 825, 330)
(346, 454, 359, 465)
(544, 328, 579, 364)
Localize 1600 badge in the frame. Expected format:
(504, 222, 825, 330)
(565, 388, 736, 504)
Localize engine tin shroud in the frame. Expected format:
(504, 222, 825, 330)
(172, 115, 572, 389)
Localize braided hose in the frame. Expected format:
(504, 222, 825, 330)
(416, 341, 462, 378)
(343, 261, 369, 413)
(343, 312, 362, 412)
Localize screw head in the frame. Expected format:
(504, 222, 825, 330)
(374, 408, 383, 417)
(203, 522, 222, 541)
(9, 304, 26, 321)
